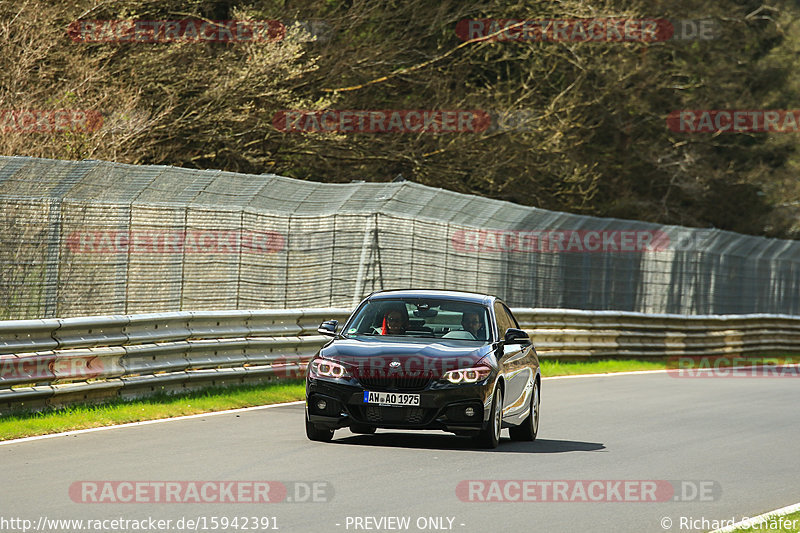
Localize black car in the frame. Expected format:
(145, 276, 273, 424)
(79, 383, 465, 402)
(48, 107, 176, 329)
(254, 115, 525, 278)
(304, 290, 540, 448)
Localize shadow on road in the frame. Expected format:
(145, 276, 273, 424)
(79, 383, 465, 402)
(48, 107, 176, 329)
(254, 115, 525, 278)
(504, 438, 606, 453)
(333, 432, 605, 453)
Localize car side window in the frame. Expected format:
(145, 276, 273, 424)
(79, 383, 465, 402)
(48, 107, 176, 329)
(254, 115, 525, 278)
(493, 302, 515, 338)
(502, 303, 520, 328)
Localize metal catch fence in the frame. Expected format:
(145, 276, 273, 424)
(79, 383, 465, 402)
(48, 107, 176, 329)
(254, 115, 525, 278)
(2, 156, 800, 319)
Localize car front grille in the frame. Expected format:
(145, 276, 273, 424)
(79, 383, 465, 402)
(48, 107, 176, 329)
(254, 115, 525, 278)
(364, 405, 427, 424)
(357, 374, 431, 391)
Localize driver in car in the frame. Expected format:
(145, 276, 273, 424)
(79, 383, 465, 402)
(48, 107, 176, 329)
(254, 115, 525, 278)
(383, 308, 409, 335)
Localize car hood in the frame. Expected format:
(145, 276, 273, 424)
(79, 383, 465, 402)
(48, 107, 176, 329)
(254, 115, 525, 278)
(319, 338, 493, 376)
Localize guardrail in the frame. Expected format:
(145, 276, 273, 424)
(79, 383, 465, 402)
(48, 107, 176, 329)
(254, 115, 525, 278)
(514, 309, 800, 358)
(1, 308, 799, 412)
(0, 309, 352, 413)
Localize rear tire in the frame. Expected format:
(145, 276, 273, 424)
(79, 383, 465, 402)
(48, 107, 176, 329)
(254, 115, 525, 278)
(474, 387, 503, 449)
(509, 378, 539, 441)
(305, 411, 334, 442)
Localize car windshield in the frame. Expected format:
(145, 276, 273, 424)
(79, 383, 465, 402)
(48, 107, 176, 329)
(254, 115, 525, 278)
(343, 298, 491, 342)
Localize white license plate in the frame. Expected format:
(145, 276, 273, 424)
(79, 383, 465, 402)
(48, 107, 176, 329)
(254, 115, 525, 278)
(363, 391, 420, 406)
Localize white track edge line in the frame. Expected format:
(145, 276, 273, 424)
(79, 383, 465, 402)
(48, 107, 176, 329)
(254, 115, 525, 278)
(543, 369, 668, 379)
(710, 501, 800, 533)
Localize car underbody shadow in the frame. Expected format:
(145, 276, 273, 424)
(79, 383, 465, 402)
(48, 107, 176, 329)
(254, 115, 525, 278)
(332, 431, 605, 453)
(502, 438, 606, 453)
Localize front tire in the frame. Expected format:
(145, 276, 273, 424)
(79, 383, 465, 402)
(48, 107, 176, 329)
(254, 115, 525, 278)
(305, 410, 334, 442)
(509, 378, 540, 441)
(474, 387, 503, 449)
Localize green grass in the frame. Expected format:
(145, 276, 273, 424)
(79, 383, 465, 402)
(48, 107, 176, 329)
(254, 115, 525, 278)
(539, 358, 665, 376)
(0, 358, 689, 442)
(0, 380, 306, 441)
(728, 510, 800, 532)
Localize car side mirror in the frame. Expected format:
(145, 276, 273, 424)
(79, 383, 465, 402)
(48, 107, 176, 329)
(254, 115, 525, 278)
(504, 327, 531, 345)
(318, 320, 338, 337)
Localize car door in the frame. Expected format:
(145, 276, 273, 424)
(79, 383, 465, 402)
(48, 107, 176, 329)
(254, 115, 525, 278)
(494, 301, 530, 419)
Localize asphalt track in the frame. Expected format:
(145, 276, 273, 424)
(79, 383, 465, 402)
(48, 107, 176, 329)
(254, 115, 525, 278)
(1, 371, 798, 533)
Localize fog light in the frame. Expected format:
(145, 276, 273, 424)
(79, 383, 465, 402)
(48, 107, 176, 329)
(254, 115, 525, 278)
(464, 407, 475, 417)
(316, 399, 327, 410)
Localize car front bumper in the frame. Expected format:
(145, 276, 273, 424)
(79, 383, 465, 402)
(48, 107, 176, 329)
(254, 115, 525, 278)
(305, 376, 496, 433)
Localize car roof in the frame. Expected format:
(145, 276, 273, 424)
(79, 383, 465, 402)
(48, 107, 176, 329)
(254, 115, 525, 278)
(365, 289, 495, 306)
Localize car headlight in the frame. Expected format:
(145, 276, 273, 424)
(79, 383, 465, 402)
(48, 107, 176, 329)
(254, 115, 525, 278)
(309, 358, 351, 379)
(442, 365, 492, 384)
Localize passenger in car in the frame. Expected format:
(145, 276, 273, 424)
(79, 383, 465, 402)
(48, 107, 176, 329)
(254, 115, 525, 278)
(461, 311, 487, 340)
